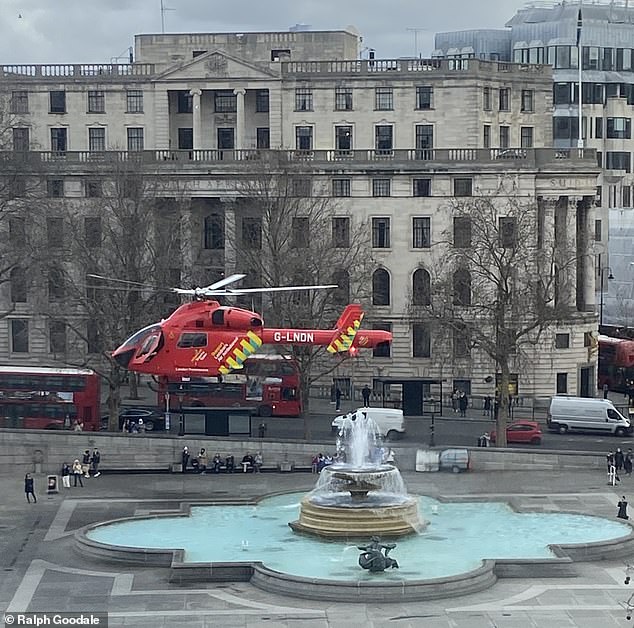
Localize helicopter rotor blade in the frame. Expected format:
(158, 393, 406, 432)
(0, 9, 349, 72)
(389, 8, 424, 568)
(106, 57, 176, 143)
(221, 284, 338, 295)
(85, 274, 172, 292)
(200, 273, 246, 292)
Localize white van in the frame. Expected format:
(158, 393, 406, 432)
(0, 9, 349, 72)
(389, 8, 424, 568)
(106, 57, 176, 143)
(331, 407, 405, 440)
(547, 396, 632, 436)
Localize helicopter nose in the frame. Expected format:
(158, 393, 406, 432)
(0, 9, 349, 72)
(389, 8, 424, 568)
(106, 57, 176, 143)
(112, 348, 135, 369)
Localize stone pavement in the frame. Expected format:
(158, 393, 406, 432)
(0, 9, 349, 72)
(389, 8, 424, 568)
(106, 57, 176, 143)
(2, 466, 634, 627)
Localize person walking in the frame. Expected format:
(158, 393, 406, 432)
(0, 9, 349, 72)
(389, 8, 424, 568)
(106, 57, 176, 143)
(24, 473, 36, 503)
(362, 385, 371, 407)
(254, 451, 263, 473)
(459, 392, 468, 418)
(61, 462, 71, 489)
(181, 446, 190, 473)
(483, 396, 492, 417)
(616, 448, 625, 472)
(81, 450, 91, 478)
(335, 387, 342, 412)
(618, 496, 629, 520)
(625, 450, 633, 476)
(451, 390, 459, 414)
(91, 448, 101, 477)
(72, 460, 84, 487)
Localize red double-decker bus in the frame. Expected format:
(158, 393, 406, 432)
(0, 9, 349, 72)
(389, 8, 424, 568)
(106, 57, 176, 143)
(158, 354, 302, 417)
(598, 335, 634, 392)
(0, 366, 101, 430)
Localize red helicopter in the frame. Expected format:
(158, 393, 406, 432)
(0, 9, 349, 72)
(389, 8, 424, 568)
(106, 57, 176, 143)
(108, 274, 393, 378)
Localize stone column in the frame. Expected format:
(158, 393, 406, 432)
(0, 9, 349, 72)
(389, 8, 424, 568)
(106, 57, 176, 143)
(233, 88, 246, 151)
(577, 196, 596, 312)
(554, 196, 576, 310)
(190, 88, 202, 151)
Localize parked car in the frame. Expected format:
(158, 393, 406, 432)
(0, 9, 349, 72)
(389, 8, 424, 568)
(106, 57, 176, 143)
(489, 420, 542, 445)
(101, 408, 164, 432)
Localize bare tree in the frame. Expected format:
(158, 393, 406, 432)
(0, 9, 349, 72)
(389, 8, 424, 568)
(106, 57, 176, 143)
(226, 153, 373, 434)
(415, 181, 577, 446)
(47, 158, 190, 430)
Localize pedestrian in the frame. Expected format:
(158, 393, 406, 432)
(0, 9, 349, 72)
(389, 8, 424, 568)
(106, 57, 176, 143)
(198, 448, 208, 474)
(91, 448, 101, 477)
(603, 383, 609, 400)
(24, 473, 36, 503)
(72, 459, 84, 487)
(625, 450, 633, 476)
(459, 392, 468, 418)
(616, 448, 625, 472)
(72, 419, 83, 432)
(61, 462, 71, 489)
(182, 446, 190, 473)
(335, 387, 342, 412)
(618, 496, 629, 520)
(451, 390, 458, 414)
(362, 385, 371, 407)
(483, 396, 492, 417)
(138, 418, 145, 433)
(81, 450, 91, 478)
(607, 451, 615, 471)
(254, 451, 263, 473)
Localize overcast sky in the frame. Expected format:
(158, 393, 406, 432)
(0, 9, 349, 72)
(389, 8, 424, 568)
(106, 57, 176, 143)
(1, 0, 531, 64)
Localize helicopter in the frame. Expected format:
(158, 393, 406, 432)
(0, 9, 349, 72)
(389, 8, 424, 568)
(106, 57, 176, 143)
(108, 273, 393, 378)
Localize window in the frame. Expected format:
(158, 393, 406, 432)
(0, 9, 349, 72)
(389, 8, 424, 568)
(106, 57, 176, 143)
(50, 128, 67, 152)
(10, 267, 27, 303)
(499, 217, 517, 247)
(554, 83, 572, 105)
(49, 91, 66, 113)
(453, 216, 472, 248)
(88, 127, 105, 151)
(126, 90, 143, 113)
(584, 331, 594, 347)
(372, 323, 392, 357)
(372, 217, 390, 248)
(375, 125, 393, 153)
(11, 90, 28, 113)
(177, 90, 192, 113)
(412, 268, 431, 306)
(453, 178, 472, 197)
(255, 90, 269, 112)
(520, 89, 534, 112)
(372, 268, 390, 306)
(84, 217, 102, 247)
(50, 320, 67, 354)
(47, 217, 63, 247)
(607, 117, 631, 139)
(412, 217, 431, 248)
(520, 126, 534, 148)
(47, 179, 64, 198)
(88, 90, 105, 113)
(453, 269, 471, 306)
(241, 217, 262, 249)
(413, 178, 431, 197)
(498, 125, 512, 149)
(271, 48, 291, 61)
(48, 266, 65, 301)
(415, 124, 433, 158)
(594, 219, 602, 242)
(214, 90, 236, 113)
(332, 269, 350, 305)
(416, 85, 433, 109)
(555, 333, 570, 349)
(126, 127, 144, 151)
(335, 87, 353, 111)
(375, 87, 393, 110)
(483, 86, 491, 111)
(10, 218, 25, 246)
(332, 217, 350, 248)
(483, 124, 491, 148)
(256, 127, 270, 149)
(291, 178, 311, 197)
(85, 180, 102, 198)
(556, 372, 568, 394)
(204, 214, 224, 249)
(177, 332, 208, 348)
(498, 88, 510, 111)
(292, 217, 309, 248)
(217, 128, 235, 149)
(12, 128, 29, 151)
(606, 151, 631, 172)
(178, 128, 193, 150)
(295, 126, 313, 150)
(295, 88, 313, 111)
(335, 125, 352, 151)
(453, 326, 470, 357)
(412, 323, 431, 358)
(332, 178, 351, 197)
(87, 326, 101, 354)
(372, 179, 391, 197)
(623, 186, 632, 208)
(9, 177, 26, 198)
(11, 319, 29, 353)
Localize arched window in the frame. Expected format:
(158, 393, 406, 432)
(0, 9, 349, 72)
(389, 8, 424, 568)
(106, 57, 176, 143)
(203, 214, 224, 249)
(332, 269, 350, 305)
(453, 268, 471, 306)
(412, 268, 431, 306)
(372, 268, 390, 306)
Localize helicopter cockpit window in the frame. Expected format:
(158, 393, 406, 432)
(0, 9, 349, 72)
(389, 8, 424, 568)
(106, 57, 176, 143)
(119, 324, 162, 350)
(212, 309, 225, 325)
(136, 332, 162, 359)
(177, 332, 208, 348)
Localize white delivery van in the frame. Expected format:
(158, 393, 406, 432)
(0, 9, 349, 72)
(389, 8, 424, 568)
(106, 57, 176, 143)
(547, 396, 632, 436)
(331, 407, 405, 440)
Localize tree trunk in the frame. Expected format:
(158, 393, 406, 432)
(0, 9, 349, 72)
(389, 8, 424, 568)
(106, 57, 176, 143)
(128, 372, 140, 400)
(301, 386, 311, 440)
(107, 364, 122, 432)
(496, 364, 510, 447)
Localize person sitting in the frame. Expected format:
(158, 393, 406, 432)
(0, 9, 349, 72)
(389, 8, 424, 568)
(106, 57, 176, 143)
(225, 455, 235, 473)
(316, 453, 326, 473)
(197, 448, 208, 474)
(241, 452, 254, 473)
(311, 454, 320, 474)
(212, 453, 223, 473)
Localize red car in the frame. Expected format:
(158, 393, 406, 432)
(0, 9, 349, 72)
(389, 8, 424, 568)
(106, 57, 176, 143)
(489, 421, 542, 445)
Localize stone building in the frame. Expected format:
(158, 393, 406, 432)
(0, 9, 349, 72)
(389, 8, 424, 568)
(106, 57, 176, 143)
(0, 28, 599, 400)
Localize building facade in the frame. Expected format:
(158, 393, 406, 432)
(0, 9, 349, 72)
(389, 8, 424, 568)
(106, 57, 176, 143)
(0, 28, 599, 399)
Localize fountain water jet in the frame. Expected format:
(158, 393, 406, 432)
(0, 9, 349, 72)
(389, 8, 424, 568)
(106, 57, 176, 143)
(289, 410, 424, 538)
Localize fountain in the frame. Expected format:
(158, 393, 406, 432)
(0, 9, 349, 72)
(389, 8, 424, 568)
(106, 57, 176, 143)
(289, 410, 424, 538)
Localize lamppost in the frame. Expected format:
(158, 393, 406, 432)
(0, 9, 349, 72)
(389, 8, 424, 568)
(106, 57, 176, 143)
(599, 266, 614, 329)
(177, 392, 184, 436)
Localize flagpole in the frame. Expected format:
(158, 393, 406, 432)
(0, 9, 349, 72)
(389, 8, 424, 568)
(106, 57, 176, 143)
(577, 5, 584, 149)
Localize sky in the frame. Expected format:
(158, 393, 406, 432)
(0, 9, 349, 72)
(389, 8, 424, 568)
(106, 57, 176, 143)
(0, 0, 531, 64)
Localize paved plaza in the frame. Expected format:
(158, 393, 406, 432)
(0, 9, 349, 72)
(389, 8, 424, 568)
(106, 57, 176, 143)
(2, 466, 634, 627)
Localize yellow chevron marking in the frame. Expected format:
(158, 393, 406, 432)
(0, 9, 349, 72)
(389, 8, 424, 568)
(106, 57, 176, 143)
(219, 366, 230, 375)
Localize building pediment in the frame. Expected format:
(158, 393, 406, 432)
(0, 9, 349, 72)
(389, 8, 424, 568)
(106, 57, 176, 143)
(154, 50, 279, 81)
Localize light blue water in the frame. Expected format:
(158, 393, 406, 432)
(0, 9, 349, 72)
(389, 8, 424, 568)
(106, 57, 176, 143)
(87, 493, 631, 582)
